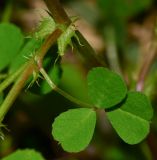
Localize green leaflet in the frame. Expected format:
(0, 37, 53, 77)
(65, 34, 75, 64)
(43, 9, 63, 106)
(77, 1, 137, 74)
(107, 91, 153, 144)
(87, 67, 127, 109)
(2, 149, 45, 160)
(0, 23, 24, 71)
(52, 108, 96, 152)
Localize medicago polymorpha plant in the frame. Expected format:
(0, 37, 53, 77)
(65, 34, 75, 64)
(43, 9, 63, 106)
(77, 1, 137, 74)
(0, 0, 154, 159)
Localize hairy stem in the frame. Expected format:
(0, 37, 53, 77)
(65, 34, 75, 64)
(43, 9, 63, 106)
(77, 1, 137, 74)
(0, 63, 33, 121)
(0, 64, 27, 93)
(36, 29, 62, 68)
(40, 67, 93, 108)
(0, 0, 68, 123)
(0, 29, 63, 122)
(44, 0, 104, 67)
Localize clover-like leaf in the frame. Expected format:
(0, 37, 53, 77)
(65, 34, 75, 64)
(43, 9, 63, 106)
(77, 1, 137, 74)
(87, 67, 127, 109)
(52, 108, 96, 152)
(107, 91, 153, 144)
(2, 149, 45, 160)
(0, 23, 24, 71)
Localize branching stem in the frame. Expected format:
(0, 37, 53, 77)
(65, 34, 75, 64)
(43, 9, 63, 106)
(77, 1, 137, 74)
(40, 67, 93, 108)
(0, 29, 63, 122)
(0, 63, 33, 121)
(0, 64, 27, 93)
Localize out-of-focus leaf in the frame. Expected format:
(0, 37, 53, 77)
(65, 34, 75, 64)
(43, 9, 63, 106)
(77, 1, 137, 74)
(105, 147, 126, 160)
(9, 38, 42, 73)
(98, 0, 152, 20)
(60, 63, 89, 103)
(2, 149, 45, 160)
(0, 23, 24, 71)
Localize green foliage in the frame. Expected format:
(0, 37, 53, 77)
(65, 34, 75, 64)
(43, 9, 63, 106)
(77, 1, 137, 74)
(0, 93, 3, 105)
(0, 1, 154, 157)
(0, 23, 24, 71)
(40, 64, 61, 94)
(2, 149, 45, 160)
(52, 108, 96, 152)
(98, 0, 151, 20)
(51, 67, 153, 152)
(34, 16, 56, 40)
(60, 64, 89, 103)
(58, 24, 78, 56)
(9, 38, 42, 73)
(28, 52, 62, 95)
(107, 92, 153, 144)
(105, 147, 126, 160)
(87, 67, 127, 109)
(33, 15, 79, 57)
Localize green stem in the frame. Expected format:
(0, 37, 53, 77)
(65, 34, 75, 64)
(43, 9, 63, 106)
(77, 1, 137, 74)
(44, 0, 105, 67)
(40, 67, 93, 108)
(0, 74, 8, 80)
(140, 142, 153, 160)
(0, 0, 73, 124)
(0, 64, 27, 93)
(0, 29, 63, 123)
(2, 0, 13, 23)
(105, 26, 122, 74)
(0, 64, 33, 122)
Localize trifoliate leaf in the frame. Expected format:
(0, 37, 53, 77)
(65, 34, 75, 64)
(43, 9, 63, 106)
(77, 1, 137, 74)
(0, 23, 24, 71)
(107, 91, 153, 144)
(87, 67, 127, 109)
(2, 149, 45, 160)
(52, 108, 96, 152)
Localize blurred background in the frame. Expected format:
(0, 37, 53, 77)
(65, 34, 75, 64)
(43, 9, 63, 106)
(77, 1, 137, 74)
(0, 0, 157, 159)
